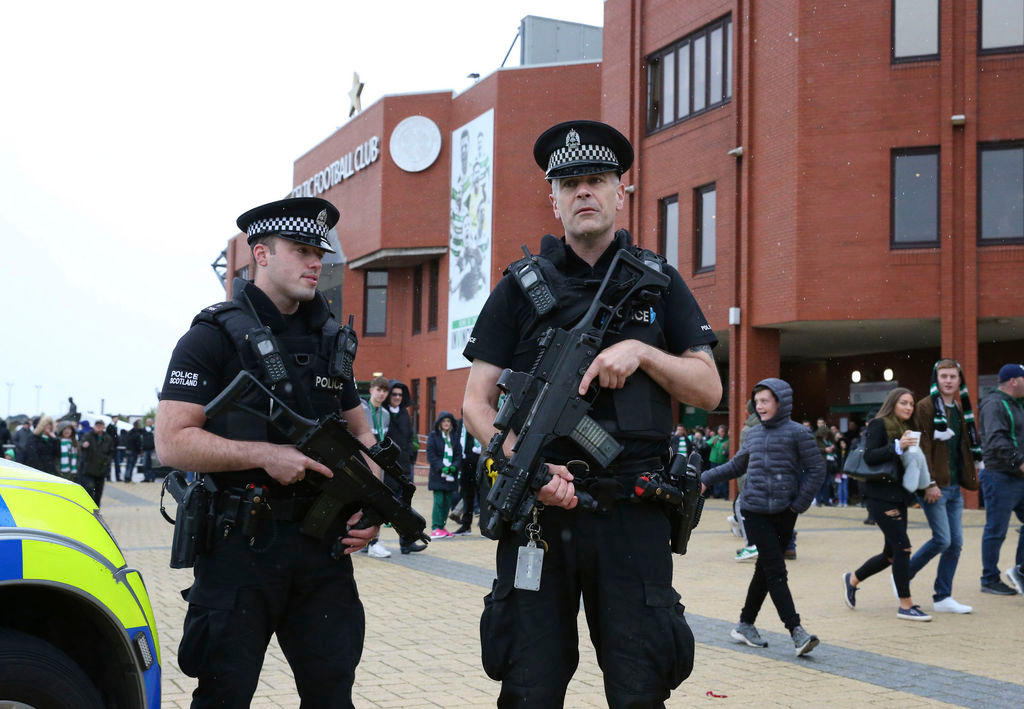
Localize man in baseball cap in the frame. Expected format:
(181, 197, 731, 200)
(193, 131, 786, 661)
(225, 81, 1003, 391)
(977, 363, 1024, 595)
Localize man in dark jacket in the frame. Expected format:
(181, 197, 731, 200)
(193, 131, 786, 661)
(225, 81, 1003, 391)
(79, 420, 116, 505)
(122, 420, 143, 482)
(701, 378, 825, 656)
(978, 363, 1024, 596)
(139, 417, 156, 482)
(388, 380, 426, 554)
(12, 420, 33, 463)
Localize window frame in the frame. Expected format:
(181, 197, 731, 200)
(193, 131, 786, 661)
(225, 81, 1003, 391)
(890, 146, 941, 249)
(646, 15, 732, 134)
(362, 269, 388, 337)
(979, 0, 1024, 55)
(891, 0, 941, 64)
(411, 378, 420, 435)
(426, 377, 437, 433)
(977, 140, 1024, 246)
(694, 183, 716, 274)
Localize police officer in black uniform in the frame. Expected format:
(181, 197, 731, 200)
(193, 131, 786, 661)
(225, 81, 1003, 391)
(156, 197, 379, 708)
(462, 120, 722, 708)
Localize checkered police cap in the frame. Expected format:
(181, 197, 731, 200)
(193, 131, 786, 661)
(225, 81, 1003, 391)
(236, 197, 339, 254)
(534, 120, 634, 181)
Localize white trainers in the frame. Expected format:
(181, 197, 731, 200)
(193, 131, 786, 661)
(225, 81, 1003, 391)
(735, 546, 758, 562)
(366, 541, 391, 559)
(932, 597, 972, 614)
(727, 515, 743, 538)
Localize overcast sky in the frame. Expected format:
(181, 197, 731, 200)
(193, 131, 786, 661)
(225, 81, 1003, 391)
(0, 0, 604, 420)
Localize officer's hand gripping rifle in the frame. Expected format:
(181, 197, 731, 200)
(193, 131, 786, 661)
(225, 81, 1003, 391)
(481, 248, 670, 539)
(205, 371, 429, 545)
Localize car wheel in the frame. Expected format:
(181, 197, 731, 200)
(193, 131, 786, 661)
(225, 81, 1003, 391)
(0, 628, 103, 709)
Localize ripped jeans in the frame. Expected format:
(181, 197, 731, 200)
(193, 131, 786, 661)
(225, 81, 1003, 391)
(855, 499, 913, 598)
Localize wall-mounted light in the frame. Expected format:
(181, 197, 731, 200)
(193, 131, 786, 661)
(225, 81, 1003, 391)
(883, 368, 894, 381)
(851, 370, 862, 383)
(624, 184, 636, 194)
(727, 146, 744, 157)
(728, 307, 741, 325)
(951, 114, 966, 126)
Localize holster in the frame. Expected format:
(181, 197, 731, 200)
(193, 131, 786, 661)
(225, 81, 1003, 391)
(666, 452, 705, 556)
(168, 473, 217, 569)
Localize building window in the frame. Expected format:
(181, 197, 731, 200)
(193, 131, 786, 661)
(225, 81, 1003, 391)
(236, 265, 250, 280)
(695, 184, 716, 273)
(659, 195, 679, 271)
(411, 378, 420, 434)
(979, 142, 1024, 244)
(891, 148, 940, 247)
(363, 270, 388, 336)
(647, 15, 732, 133)
(412, 264, 423, 335)
(426, 377, 437, 431)
(892, 0, 939, 62)
(980, 0, 1024, 53)
(428, 259, 439, 332)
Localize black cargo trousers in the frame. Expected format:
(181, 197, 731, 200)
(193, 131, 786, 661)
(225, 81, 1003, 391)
(178, 518, 365, 708)
(480, 501, 694, 709)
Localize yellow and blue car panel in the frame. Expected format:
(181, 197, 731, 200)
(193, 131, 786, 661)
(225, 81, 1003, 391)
(0, 461, 161, 707)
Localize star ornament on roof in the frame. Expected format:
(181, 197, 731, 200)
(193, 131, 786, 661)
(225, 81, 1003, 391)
(348, 72, 364, 117)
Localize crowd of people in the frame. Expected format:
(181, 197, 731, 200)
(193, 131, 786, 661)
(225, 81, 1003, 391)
(2, 415, 158, 504)
(696, 360, 1024, 662)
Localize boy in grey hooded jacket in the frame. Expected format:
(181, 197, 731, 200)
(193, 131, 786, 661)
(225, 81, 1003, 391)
(702, 378, 826, 656)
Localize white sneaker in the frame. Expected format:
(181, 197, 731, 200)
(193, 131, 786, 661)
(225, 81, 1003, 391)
(366, 541, 391, 559)
(735, 546, 758, 562)
(1006, 566, 1024, 595)
(727, 515, 743, 538)
(933, 597, 972, 614)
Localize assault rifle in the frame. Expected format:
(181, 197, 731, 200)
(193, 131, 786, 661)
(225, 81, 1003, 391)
(204, 370, 429, 545)
(481, 247, 671, 539)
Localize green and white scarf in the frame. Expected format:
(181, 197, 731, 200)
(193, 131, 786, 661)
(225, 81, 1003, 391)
(929, 360, 982, 461)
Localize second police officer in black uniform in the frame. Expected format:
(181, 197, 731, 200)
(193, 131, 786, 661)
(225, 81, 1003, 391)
(156, 197, 379, 708)
(462, 121, 722, 708)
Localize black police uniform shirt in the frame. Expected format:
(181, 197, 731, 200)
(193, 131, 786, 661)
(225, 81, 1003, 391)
(464, 234, 717, 463)
(160, 285, 360, 489)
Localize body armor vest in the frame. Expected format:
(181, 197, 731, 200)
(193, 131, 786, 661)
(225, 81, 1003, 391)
(191, 280, 346, 485)
(507, 231, 674, 442)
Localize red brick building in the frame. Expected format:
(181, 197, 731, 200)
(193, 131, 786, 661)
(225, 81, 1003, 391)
(222, 3, 1024, 480)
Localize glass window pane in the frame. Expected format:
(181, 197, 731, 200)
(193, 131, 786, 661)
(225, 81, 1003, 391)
(982, 0, 1024, 49)
(693, 36, 706, 111)
(981, 147, 1024, 240)
(366, 288, 387, 334)
(710, 27, 723, 104)
(663, 199, 679, 271)
(894, 0, 938, 58)
(367, 270, 388, 286)
(700, 188, 716, 269)
(726, 20, 732, 99)
(677, 44, 690, 117)
(893, 152, 939, 243)
(663, 51, 675, 125)
(647, 62, 660, 130)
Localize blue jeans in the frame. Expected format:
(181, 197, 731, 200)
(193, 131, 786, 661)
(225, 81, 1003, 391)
(837, 476, 849, 506)
(980, 470, 1024, 585)
(908, 485, 963, 601)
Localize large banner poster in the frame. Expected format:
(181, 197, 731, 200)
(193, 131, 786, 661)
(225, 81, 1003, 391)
(447, 109, 494, 370)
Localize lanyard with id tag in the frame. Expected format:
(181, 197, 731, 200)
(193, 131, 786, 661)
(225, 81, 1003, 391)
(514, 507, 547, 592)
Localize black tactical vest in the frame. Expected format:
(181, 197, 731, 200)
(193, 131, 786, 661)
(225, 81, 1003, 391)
(191, 279, 346, 485)
(507, 231, 674, 443)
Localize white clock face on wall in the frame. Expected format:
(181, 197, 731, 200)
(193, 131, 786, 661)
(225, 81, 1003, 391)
(389, 115, 443, 173)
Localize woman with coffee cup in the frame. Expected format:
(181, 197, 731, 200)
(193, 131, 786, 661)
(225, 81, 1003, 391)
(840, 387, 941, 621)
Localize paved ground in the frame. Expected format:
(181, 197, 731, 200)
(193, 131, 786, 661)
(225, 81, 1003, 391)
(100, 477, 1023, 708)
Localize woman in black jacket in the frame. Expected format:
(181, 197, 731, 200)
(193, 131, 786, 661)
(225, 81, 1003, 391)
(842, 387, 937, 621)
(25, 416, 59, 475)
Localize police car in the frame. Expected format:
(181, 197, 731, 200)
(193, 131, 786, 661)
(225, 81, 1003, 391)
(0, 458, 160, 708)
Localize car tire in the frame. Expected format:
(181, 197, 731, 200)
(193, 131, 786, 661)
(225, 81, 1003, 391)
(0, 628, 104, 709)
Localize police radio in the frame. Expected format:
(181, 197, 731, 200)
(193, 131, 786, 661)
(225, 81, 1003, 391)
(331, 314, 358, 379)
(512, 246, 556, 316)
(245, 327, 289, 385)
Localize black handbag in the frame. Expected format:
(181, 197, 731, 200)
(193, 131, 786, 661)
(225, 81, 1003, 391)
(842, 444, 897, 482)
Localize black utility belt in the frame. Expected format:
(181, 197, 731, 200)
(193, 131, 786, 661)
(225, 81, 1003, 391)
(214, 487, 319, 523)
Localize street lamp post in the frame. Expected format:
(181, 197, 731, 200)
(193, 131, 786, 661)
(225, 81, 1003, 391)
(5, 382, 11, 418)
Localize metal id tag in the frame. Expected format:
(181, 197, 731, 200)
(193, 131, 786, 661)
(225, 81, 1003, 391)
(514, 540, 544, 591)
